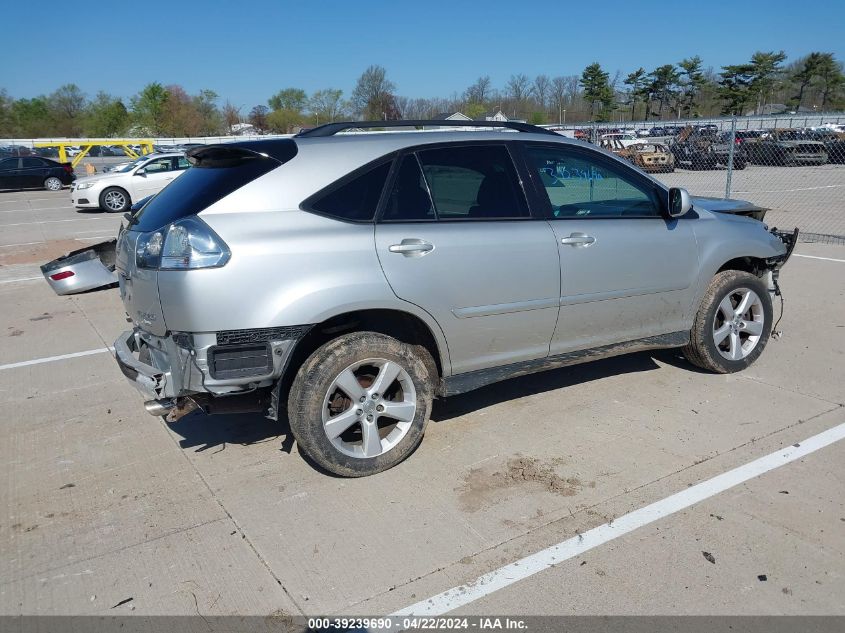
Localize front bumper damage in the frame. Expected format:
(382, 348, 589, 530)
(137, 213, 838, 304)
(114, 325, 308, 420)
(768, 227, 799, 271)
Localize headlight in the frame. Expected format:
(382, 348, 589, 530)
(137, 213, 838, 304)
(76, 182, 94, 190)
(135, 216, 230, 270)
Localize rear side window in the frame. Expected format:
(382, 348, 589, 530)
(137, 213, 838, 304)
(308, 161, 392, 222)
(417, 145, 528, 219)
(131, 142, 297, 232)
(21, 157, 45, 167)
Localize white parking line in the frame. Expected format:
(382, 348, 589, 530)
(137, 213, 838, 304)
(731, 184, 845, 194)
(0, 197, 61, 204)
(794, 253, 845, 263)
(1, 217, 114, 227)
(0, 241, 44, 248)
(0, 206, 75, 213)
(0, 347, 111, 371)
(393, 421, 845, 617)
(0, 276, 42, 285)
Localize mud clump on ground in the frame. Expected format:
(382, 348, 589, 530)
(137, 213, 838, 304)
(501, 456, 582, 495)
(457, 455, 593, 512)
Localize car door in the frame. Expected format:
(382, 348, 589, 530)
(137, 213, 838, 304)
(19, 157, 48, 188)
(131, 156, 179, 198)
(375, 144, 560, 374)
(522, 143, 700, 355)
(0, 158, 21, 188)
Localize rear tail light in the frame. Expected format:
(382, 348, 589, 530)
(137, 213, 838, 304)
(62, 164, 73, 174)
(50, 270, 75, 281)
(136, 216, 230, 270)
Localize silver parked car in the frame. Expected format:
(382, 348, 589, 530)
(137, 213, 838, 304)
(112, 121, 797, 476)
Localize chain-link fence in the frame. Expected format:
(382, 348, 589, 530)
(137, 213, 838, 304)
(571, 115, 845, 243)
(3, 117, 845, 242)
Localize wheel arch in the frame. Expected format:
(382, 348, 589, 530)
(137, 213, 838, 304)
(686, 227, 784, 325)
(716, 255, 770, 277)
(276, 307, 451, 417)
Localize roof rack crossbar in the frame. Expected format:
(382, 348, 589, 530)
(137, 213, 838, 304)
(295, 120, 559, 138)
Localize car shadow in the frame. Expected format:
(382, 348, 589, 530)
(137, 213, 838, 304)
(166, 409, 295, 455)
(163, 349, 700, 465)
(430, 349, 693, 423)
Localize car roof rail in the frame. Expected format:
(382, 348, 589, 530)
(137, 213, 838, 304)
(295, 119, 560, 138)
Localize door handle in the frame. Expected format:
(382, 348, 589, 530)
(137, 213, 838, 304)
(389, 239, 434, 257)
(560, 233, 596, 247)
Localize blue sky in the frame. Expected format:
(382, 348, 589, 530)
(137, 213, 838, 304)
(2, 0, 843, 107)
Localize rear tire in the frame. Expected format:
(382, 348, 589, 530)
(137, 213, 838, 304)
(100, 187, 130, 213)
(683, 270, 772, 373)
(44, 176, 63, 191)
(287, 331, 435, 477)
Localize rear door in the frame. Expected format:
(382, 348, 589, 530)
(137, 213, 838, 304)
(375, 143, 560, 374)
(522, 143, 700, 354)
(20, 157, 48, 188)
(0, 158, 21, 188)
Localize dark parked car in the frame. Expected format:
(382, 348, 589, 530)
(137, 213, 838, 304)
(810, 131, 845, 163)
(33, 147, 60, 158)
(0, 156, 75, 191)
(669, 128, 747, 170)
(745, 129, 828, 166)
(0, 144, 34, 157)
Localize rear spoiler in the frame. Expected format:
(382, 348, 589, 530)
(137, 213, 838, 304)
(186, 139, 298, 167)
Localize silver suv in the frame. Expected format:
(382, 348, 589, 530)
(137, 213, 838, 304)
(113, 121, 797, 477)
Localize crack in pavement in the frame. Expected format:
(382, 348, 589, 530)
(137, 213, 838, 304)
(161, 420, 308, 617)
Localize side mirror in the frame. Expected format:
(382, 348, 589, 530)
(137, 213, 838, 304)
(668, 187, 691, 218)
(135, 168, 146, 177)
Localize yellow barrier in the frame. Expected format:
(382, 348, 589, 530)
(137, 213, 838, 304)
(33, 140, 155, 167)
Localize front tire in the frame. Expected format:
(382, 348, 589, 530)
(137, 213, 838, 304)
(288, 332, 434, 477)
(100, 187, 130, 213)
(683, 270, 772, 373)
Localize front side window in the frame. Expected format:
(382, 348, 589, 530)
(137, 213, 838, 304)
(0, 158, 19, 171)
(526, 146, 660, 218)
(142, 158, 173, 173)
(176, 156, 191, 170)
(417, 145, 528, 220)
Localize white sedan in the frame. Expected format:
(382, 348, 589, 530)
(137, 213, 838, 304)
(70, 153, 190, 212)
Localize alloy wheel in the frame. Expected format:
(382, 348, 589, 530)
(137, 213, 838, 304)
(321, 358, 417, 459)
(712, 287, 765, 361)
(104, 190, 126, 211)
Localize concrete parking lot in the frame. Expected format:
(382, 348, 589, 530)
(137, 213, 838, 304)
(0, 186, 843, 619)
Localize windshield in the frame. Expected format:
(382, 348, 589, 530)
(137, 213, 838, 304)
(117, 156, 148, 173)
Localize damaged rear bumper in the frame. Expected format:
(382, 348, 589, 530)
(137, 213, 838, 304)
(41, 239, 117, 295)
(113, 325, 307, 415)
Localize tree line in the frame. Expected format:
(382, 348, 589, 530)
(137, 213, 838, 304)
(1, 51, 843, 138)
